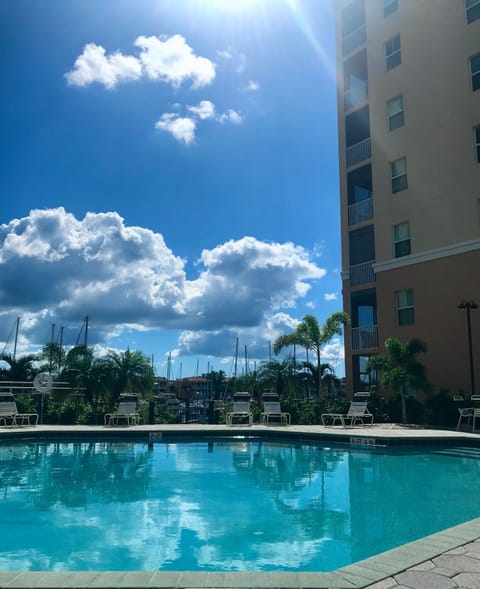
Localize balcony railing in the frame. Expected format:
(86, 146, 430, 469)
(351, 326, 378, 351)
(348, 197, 373, 226)
(350, 260, 375, 287)
(346, 137, 371, 168)
(342, 23, 367, 56)
(344, 79, 368, 111)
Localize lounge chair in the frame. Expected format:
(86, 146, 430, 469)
(321, 392, 373, 426)
(226, 392, 253, 426)
(104, 395, 141, 426)
(260, 392, 290, 425)
(0, 392, 38, 426)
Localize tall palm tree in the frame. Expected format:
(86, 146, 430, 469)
(366, 337, 429, 424)
(273, 312, 350, 398)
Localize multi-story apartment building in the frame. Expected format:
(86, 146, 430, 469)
(334, 0, 480, 396)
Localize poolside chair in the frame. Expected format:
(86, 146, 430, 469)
(321, 393, 373, 427)
(0, 392, 38, 426)
(260, 392, 290, 425)
(104, 394, 141, 426)
(226, 392, 253, 426)
(457, 407, 474, 430)
(473, 409, 480, 432)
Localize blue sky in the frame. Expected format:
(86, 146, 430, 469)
(0, 0, 343, 379)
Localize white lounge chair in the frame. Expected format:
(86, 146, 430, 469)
(0, 392, 38, 426)
(104, 395, 141, 426)
(261, 393, 290, 425)
(226, 392, 253, 426)
(322, 393, 373, 426)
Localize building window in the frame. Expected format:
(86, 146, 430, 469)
(396, 289, 414, 326)
(393, 222, 411, 257)
(475, 126, 480, 163)
(390, 157, 408, 193)
(471, 54, 480, 92)
(466, 0, 480, 24)
(385, 35, 401, 71)
(387, 95, 404, 131)
(384, 0, 398, 17)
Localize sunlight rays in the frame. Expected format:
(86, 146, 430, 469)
(284, 0, 336, 80)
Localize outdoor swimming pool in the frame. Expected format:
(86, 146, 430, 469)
(0, 439, 479, 572)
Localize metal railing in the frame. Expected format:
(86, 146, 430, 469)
(348, 197, 373, 226)
(342, 23, 367, 56)
(346, 137, 371, 168)
(351, 326, 378, 351)
(344, 79, 368, 111)
(349, 260, 375, 287)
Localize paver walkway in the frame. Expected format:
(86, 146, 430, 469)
(365, 539, 480, 589)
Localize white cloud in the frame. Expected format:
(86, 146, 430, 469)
(217, 49, 233, 60)
(135, 35, 215, 88)
(65, 43, 142, 89)
(187, 100, 215, 120)
(218, 109, 243, 124)
(65, 35, 215, 90)
(155, 113, 197, 145)
(157, 102, 242, 144)
(324, 292, 338, 301)
(321, 338, 345, 369)
(306, 301, 316, 309)
(245, 80, 259, 91)
(0, 210, 326, 356)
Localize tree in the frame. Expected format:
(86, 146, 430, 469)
(39, 342, 65, 375)
(273, 313, 350, 398)
(102, 349, 155, 405)
(366, 338, 429, 424)
(0, 353, 37, 381)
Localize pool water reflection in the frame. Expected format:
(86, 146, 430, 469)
(0, 440, 479, 572)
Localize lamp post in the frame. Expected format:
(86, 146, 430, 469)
(458, 300, 478, 396)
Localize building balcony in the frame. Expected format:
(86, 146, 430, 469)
(344, 79, 368, 112)
(346, 137, 371, 168)
(342, 23, 366, 56)
(348, 197, 373, 226)
(351, 326, 378, 351)
(350, 260, 375, 287)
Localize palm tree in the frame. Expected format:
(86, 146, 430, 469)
(366, 337, 429, 424)
(0, 353, 37, 381)
(102, 349, 154, 405)
(273, 313, 350, 398)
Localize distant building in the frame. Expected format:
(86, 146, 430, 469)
(333, 0, 480, 395)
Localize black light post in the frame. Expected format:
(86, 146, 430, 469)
(458, 300, 478, 396)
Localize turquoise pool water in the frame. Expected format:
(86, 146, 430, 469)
(0, 440, 479, 572)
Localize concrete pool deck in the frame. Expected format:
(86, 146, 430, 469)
(1, 423, 480, 589)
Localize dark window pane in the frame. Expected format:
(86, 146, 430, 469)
(387, 52, 401, 70)
(384, 0, 398, 17)
(349, 225, 375, 265)
(394, 239, 411, 257)
(466, 0, 480, 23)
(392, 174, 408, 193)
(471, 55, 480, 92)
(398, 308, 415, 326)
(389, 111, 404, 131)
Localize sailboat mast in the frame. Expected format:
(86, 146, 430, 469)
(13, 317, 20, 360)
(84, 316, 89, 346)
(233, 337, 239, 394)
